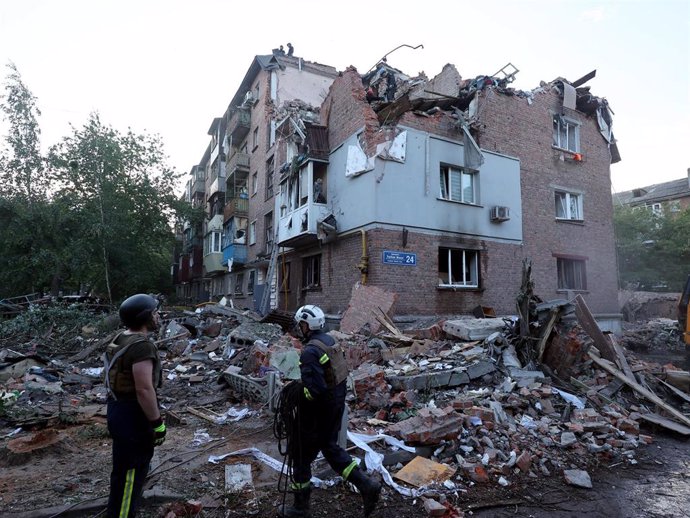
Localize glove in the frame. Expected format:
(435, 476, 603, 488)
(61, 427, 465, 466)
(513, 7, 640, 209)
(151, 417, 166, 446)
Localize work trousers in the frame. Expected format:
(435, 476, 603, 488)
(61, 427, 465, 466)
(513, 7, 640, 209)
(291, 393, 352, 484)
(107, 399, 154, 518)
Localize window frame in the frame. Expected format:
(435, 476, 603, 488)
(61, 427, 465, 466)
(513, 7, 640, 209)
(556, 256, 587, 291)
(204, 230, 222, 255)
(252, 127, 259, 152)
(554, 190, 584, 221)
(265, 156, 274, 200)
(280, 261, 291, 293)
(438, 247, 479, 288)
(234, 272, 245, 295)
(249, 220, 256, 245)
(552, 115, 580, 153)
(264, 211, 274, 251)
(247, 270, 256, 295)
(439, 164, 477, 205)
(302, 254, 321, 290)
(251, 172, 258, 196)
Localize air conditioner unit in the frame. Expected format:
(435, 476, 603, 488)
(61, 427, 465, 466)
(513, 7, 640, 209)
(490, 206, 510, 222)
(242, 91, 256, 107)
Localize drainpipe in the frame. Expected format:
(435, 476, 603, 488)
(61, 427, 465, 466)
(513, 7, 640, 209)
(357, 229, 369, 285)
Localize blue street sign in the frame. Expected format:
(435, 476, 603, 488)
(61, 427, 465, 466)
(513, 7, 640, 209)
(382, 250, 417, 266)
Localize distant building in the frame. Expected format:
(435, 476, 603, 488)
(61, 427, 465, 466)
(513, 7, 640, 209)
(614, 169, 690, 216)
(176, 53, 622, 327)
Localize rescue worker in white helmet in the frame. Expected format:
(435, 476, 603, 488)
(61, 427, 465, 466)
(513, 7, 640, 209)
(279, 304, 381, 517)
(104, 294, 166, 518)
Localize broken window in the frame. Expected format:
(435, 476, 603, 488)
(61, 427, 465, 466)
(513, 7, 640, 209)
(234, 272, 244, 295)
(313, 162, 327, 203)
(302, 254, 321, 289)
(552, 115, 579, 153)
(557, 258, 586, 290)
(252, 127, 259, 151)
(265, 157, 274, 200)
(247, 270, 255, 295)
(251, 172, 258, 195)
(555, 191, 583, 220)
(438, 248, 478, 287)
(249, 221, 256, 245)
(439, 165, 476, 204)
(264, 211, 274, 252)
(279, 182, 288, 217)
(280, 262, 291, 292)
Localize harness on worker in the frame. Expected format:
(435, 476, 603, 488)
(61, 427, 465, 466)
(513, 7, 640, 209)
(308, 337, 349, 388)
(102, 332, 150, 401)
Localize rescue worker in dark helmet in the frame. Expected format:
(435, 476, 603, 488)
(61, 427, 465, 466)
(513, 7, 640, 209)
(279, 304, 381, 518)
(104, 294, 166, 518)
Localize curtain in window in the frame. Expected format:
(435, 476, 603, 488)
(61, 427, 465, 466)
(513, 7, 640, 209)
(450, 169, 462, 201)
(555, 193, 567, 218)
(461, 171, 474, 203)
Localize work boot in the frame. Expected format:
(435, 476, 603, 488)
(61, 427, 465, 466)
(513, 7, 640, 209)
(348, 468, 381, 517)
(277, 486, 311, 518)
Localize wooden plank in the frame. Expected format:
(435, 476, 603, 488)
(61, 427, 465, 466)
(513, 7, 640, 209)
(639, 413, 690, 436)
(374, 314, 400, 336)
(575, 295, 616, 363)
(655, 377, 690, 405)
(588, 351, 690, 429)
(607, 334, 635, 381)
(536, 308, 560, 362)
(185, 406, 219, 424)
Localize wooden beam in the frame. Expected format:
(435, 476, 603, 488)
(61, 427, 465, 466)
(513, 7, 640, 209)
(588, 351, 690, 429)
(536, 307, 560, 362)
(575, 295, 616, 363)
(639, 412, 690, 436)
(607, 334, 635, 381)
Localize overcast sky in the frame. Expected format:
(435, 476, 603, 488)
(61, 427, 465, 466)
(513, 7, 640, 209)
(0, 0, 688, 195)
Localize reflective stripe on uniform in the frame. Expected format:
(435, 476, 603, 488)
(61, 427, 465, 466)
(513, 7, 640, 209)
(290, 481, 311, 490)
(119, 468, 136, 518)
(342, 459, 358, 480)
(319, 353, 329, 365)
(303, 387, 314, 401)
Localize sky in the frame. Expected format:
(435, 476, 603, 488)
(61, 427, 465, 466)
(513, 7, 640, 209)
(0, 0, 688, 195)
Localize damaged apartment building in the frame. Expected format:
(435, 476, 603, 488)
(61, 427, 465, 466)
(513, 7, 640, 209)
(176, 49, 622, 328)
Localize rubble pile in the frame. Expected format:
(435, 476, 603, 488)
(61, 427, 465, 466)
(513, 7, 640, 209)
(2, 279, 690, 515)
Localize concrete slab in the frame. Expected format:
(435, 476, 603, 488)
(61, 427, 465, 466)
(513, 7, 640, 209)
(387, 368, 470, 391)
(443, 318, 505, 341)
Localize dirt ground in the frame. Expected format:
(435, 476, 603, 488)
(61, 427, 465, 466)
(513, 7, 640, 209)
(1, 343, 689, 517)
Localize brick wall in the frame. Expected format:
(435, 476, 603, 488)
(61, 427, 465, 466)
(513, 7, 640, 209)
(278, 80, 619, 317)
(279, 228, 522, 316)
(476, 87, 619, 313)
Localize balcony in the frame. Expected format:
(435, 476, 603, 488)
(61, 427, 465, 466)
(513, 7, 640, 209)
(227, 152, 250, 175)
(224, 196, 249, 221)
(278, 202, 333, 248)
(203, 252, 225, 275)
(228, 108, 251, 143)
(222, 243, 248, 266)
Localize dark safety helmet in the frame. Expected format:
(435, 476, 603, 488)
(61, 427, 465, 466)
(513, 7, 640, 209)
(119, 294, 159, 329)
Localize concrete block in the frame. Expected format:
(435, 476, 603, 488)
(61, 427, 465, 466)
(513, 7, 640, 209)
(443, 318, 505, 340)
(563, 469, 592, 488)
(387, 369, 470, 391)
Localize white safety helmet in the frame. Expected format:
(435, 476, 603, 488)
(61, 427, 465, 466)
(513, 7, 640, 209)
(294, 304, 326, 331)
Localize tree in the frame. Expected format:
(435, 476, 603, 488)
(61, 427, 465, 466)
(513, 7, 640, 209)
(614, 205, 690, 292)
(0, 62, 46, 201)
(48, 114, 185, 302)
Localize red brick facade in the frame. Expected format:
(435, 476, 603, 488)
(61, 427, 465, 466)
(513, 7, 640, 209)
(283, 70, 619, 317)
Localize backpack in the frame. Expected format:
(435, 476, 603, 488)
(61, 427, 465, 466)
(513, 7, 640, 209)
(309, 337, 349, 388)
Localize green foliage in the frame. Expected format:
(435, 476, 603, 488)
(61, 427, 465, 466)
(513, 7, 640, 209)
(0, 62, 45, 200)
(0, 64, 190, 301)
(613, 205, 690, 291)
(0, 304, 100, 340)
